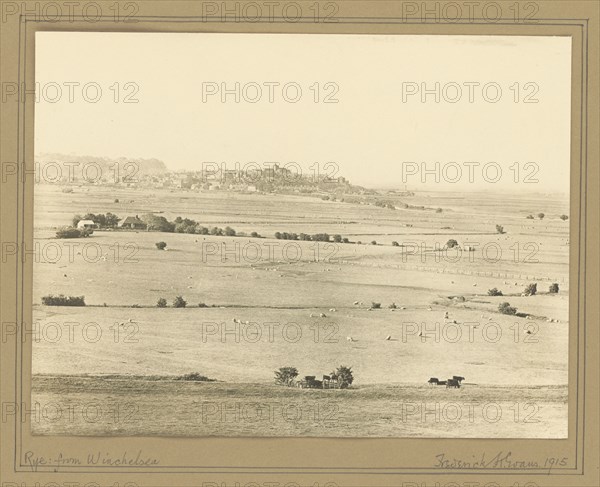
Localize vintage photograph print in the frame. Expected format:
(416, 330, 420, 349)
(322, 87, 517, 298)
(31, 32, 571, 438)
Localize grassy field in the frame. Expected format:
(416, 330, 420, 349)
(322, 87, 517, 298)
(31, 376, 567, 438)
(31, 185, 570, 437)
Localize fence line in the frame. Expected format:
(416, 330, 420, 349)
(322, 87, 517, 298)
(335, 259, 568, 284)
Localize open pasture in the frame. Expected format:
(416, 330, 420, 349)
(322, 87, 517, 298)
(31, 185, 570, 437)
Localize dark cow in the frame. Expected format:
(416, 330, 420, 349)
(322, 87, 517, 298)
(428, 377, 439, 386)
(453, 376, 465, 383)
(446, 379, 461, 388)
(438, 380, 447, 386)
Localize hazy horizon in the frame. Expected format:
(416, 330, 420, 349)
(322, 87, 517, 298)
(35, 32, 571, 193)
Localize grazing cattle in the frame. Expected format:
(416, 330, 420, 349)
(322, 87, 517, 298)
(438, 380, 447, 386)
(452, 376, 465, 383)
(320, 313, 327, 318)
(428, 377, 439, 385)
(446, 379, 460, 388)
(385, 335, 392, 341)
(346, 336, 355, 342)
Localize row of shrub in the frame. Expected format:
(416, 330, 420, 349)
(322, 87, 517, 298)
(41, 295, 86, 306)
(157, 296, 208, 308)
(525, 213, 568, 221)
(489, 282, 559, 297)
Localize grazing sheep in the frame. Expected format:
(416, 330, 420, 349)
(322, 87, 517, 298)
(353, 301, 359, 305)
(346, 336, 355, 342)
(385, 335, 391, 341)
(320, 313, 327, 318)
(310, 313, 316, 318)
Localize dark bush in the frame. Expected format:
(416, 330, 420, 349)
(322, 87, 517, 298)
(173, 296, 187, 308)
(499, 302, 517, 315)
(175, 372, 216, 382)
(56, 227, 85, 239)
(549, 283, 559, 293)
(274, 366, 299, 386)
(371, 302, 381, 309)
(446, 239, 458, 248)
(41, 295, 86, 306)
(157, 298, 167, 308)
(392, 241, 400, 247)
(559, 215, 568, 221)
(155, 241, 167, 250)
(524, 283, 537, 296)
(496, 225, 505, 234)
(488, 288, 503, 296)
(335, 365, 354, 389)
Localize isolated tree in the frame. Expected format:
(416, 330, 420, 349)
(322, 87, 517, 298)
(446, 239, 459, 249)
(392, 241, 400, 247)
(274, 232, 282, 240)
(224, 226, 236, 237)
(72, 214, 83, 227)
(173, 296, 187, 308)
(157, 298, 167, 308)
(537, 213, 545, 220)
(371, 240, 377, 245)
(155, 241, 167, 250)
(274, 366, 299, 386)
(524, 283, 538, 296)
(549, 283, 560, 293)
(559, 214, 569, 221)
(104, 212, 121, 228)
(498, 302, 517, 315)
(333, 234, 342, 243)
(495, 225, 505, 234)
(335, 366, 354, 389)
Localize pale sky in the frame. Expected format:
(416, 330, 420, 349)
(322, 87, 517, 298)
(35, 32, 571, 192)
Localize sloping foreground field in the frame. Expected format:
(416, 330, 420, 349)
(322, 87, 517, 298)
(32, 300, 568, 386)
(31, 376, 567, 438)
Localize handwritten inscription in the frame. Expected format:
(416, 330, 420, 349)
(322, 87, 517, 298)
(435, 451, 567, 473)
(24, 450, 159, 471)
